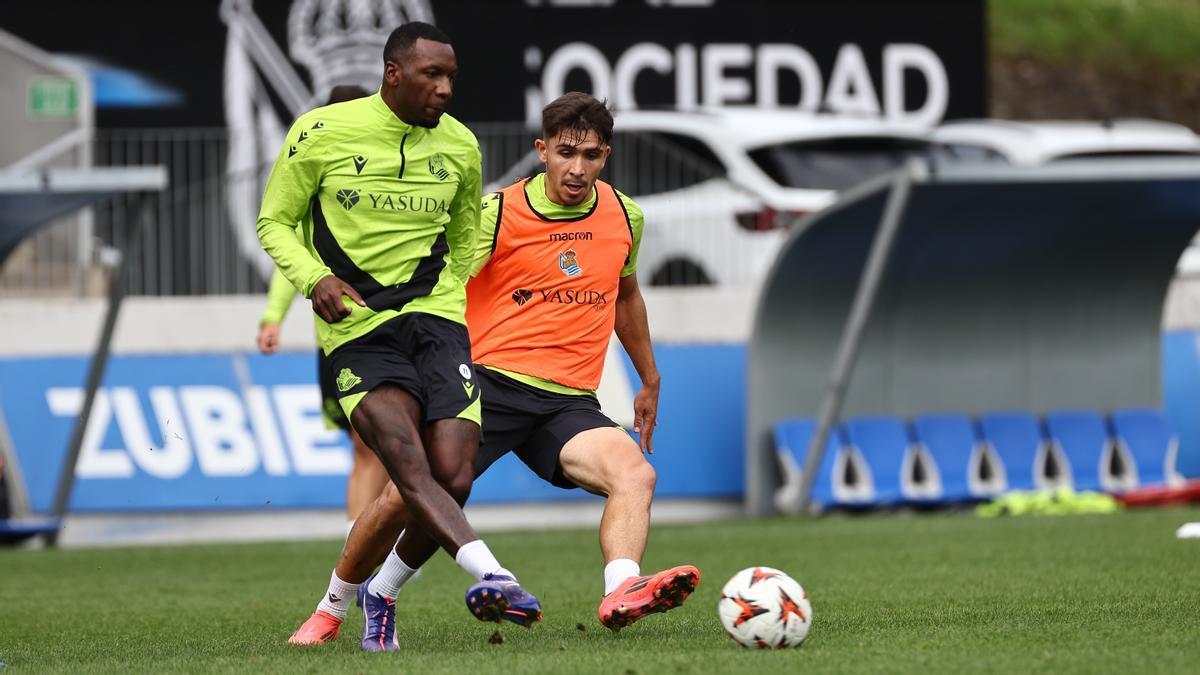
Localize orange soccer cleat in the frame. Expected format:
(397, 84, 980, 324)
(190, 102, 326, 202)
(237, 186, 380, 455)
(287, 610, 342, 645)
(598, 565, 700, 631)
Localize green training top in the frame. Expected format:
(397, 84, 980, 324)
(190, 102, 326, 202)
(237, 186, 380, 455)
(470, 173, 645, 397)
(257, 92, 482, 353)
(261, 267, 298, 326)
(260, 227, 304, 326)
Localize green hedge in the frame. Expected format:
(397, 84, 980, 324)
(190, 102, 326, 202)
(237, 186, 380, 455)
(992, 0, 1200, 73)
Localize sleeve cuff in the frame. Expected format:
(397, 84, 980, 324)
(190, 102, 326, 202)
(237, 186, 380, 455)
(302, 267, 334, 298)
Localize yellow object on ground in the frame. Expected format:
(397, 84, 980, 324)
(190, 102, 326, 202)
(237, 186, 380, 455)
(976, 487, 1122, 518)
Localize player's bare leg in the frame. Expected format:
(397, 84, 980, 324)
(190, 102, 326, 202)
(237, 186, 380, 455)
(358, 421, 472, 602)
(559, 427, 699, 630)
(345, 429, 388, 523)
(384, 418, 477, 572)
(561, 427, 655, 562)
(351, 389, 479, 549)
(339, 484, 406, 582)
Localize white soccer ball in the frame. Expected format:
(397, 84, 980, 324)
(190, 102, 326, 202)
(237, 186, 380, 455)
(718, 566, 813, 649)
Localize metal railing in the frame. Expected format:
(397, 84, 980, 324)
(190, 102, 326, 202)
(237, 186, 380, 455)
(94, 129, 263, 296)
(0, 123, 738, 298)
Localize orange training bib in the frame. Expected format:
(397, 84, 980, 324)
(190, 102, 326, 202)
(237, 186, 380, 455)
(467, 178, 633, 390)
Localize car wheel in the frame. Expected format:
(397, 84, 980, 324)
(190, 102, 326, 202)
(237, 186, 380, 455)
(649, 259, 714, 287)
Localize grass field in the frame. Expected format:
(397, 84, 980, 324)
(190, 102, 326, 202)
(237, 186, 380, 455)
(3, 507, 1199, 673)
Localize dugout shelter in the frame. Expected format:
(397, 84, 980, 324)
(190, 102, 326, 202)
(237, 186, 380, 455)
(747, 157, 1200, 515)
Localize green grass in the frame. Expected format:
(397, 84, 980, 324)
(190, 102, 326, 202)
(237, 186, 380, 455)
(992, 0, 1200, 73)
(3, 507, 1200, 673)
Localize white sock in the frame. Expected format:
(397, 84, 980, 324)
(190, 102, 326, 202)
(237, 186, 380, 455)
(454, 539, 513, 582)
(604, 558, 641, 596)
(367, 547, 419, 599)
(315, 570, 359, 620)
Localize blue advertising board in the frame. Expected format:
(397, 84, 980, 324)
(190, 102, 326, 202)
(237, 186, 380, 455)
(0, 345, 746, 513)
(10, 332, 1189, 515)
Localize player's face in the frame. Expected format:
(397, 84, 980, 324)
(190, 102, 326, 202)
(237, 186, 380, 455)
(384, 38, 457, 128)
(535, 128, 611, 206)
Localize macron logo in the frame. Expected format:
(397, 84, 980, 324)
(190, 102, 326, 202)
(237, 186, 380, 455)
(549, 232, 592, 242)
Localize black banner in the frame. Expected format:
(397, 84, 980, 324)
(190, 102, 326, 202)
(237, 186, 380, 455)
(5, 0, 985, 127)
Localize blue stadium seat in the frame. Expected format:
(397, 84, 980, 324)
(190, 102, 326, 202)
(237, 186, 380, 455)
(773, 419, 837, 512)
(912, 414, 1004, 502)
(899, 420, 943, 503)
(1043, 410, 1131, 492)
(977, 412, 1059, 491)
(1108, 408, 1178, 488)
(773, 419, 874, 511)
(842, 416, 909, 506)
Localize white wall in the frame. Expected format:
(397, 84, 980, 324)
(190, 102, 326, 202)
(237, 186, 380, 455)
(8, 275, 1200, 357)
(0, 287, 760, 357)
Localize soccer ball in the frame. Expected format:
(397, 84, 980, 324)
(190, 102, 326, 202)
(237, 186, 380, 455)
(718, 566, 813, 649)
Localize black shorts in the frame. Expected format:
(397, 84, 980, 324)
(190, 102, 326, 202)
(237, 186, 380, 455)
(327, 313, 481, 426)
(316, 349, 351, 432)
(473, 365, 620, 490)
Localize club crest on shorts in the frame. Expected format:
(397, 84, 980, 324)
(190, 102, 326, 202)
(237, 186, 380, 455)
(336, 368, 362, 392)
(459, 363, 472, 379)
(558, 248, 582, 277)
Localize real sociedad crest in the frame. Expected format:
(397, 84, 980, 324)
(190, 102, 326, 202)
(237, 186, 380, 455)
(559, 248, 582, 278)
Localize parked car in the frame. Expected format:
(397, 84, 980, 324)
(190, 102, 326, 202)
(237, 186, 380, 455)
(607, 109, 937, 286)
(931, 118, 1200, 165)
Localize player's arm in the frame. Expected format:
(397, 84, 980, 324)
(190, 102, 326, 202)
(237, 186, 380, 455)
(468, 191, 502, 277)
(257, 267, 297, 354)
(447, 142, 483, 284)
(613, 197, 659, 453)
(616, 273, 660, 454)
(256, 119, 363, 323)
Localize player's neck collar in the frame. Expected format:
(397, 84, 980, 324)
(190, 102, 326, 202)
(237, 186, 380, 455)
(371, 92, 417, 132)
(523, 173, 599, 222)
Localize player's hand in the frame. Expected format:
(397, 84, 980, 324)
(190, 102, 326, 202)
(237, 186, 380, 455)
(256, 322, 281, 354)
(632, 376, 660, 454)
(311, 275, 366, 323)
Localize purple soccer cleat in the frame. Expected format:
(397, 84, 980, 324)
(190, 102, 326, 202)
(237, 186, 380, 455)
(360, 586, 399, 652)
(464, 574, 542, 627)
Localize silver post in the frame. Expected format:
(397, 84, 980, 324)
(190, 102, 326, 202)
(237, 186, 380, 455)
(44, 194, 150, 546)
(796, 164, 916, 514)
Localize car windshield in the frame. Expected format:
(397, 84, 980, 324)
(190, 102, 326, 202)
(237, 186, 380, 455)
(605, 130, 726, 196)
(749, 137, 936, 191)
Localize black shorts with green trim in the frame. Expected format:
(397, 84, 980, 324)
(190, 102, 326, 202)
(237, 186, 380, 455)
(327, 313, 481, 427)
(473, 365, 620, 490)
(317, 349, 351, 432)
